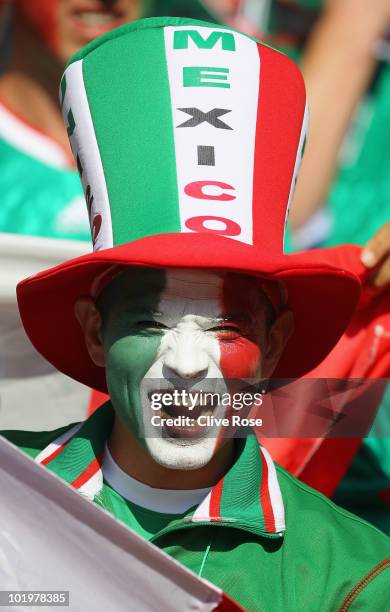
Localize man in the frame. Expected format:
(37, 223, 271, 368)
(2, 17, 389, 611)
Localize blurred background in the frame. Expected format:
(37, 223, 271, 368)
(0, 0, 389, 533)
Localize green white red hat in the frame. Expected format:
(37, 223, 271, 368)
(17, 17, 360, 392)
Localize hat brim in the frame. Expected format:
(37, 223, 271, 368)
(17, 233, 360, 391)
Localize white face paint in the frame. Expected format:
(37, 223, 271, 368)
(139, 269, 266, 471)
(141, 270, 229, 470)
(102, 267, 270, 472)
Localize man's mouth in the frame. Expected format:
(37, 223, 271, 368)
(70, 4, 128, 41)
(148, 390, 218, 439)
(77, 12, 118, 26)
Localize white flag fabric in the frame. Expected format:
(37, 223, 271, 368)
(0, 436, 241, 612)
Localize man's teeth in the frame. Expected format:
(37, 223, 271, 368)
(78, 12, 116, 26)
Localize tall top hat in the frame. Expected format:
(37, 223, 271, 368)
(17, 17, 360, 391)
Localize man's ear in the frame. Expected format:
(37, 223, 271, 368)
(261, 309, 294, 378)
(74, 298, 105, 367)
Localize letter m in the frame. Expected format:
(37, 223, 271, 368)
(174, 29, 235, 52)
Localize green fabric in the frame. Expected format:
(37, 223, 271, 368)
(94, 483, 188, 540)
(2, 404, 390, 611)
(82, 20, 181, 245)
(333, 387, 390, 536)
(0, 137, 89, 240)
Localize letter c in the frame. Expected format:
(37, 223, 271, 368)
(184, 181, 236, 201)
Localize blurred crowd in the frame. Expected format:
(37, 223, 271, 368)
(0, 0, 389, 533)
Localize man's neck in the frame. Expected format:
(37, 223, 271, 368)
(108, 414, 235, 490)
(0, 27, 72, 156)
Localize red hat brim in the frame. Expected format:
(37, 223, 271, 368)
(17, 233, 360, 391)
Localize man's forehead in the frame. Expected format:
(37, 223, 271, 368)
(111, 267, 262, 300)
(98, 267, 270, 321)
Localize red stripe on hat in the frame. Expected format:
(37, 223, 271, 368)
(252, 43, 306, 251)
(260, 447, 276, 533)
(71, 452, 103, 489)
(210, 478, 224, 522)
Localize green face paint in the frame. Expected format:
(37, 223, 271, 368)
(98, 268, 167, 443)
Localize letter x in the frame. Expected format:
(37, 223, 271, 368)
(177, 108, 232, 130)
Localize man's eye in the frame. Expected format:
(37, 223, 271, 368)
(137, 321, 168, 330)
(209, 325, 241, 334)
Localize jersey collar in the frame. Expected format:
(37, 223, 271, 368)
(35, 401, 285, 538)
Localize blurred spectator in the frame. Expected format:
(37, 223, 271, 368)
(268, 0, 390, 250)
(0, 0, 216, 240)
(0, 0, 144, 240)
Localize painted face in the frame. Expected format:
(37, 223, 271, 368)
(15, 0, 141, 62)
(98, 268, 272, 470)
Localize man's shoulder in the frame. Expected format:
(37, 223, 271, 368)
(275, 463, 390, 608)
(277, 462, 389, 543)
(1, 422, 80, 460)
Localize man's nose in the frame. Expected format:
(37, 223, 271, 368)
(163, 333, 209, 380)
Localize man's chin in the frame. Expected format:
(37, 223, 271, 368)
(145, 436, 217, 471)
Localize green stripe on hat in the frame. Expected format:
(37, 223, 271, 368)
(82, 25, 180, 245)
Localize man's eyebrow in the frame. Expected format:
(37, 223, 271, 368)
(121, 301, 162, 316)
(214, 314, 253, 324)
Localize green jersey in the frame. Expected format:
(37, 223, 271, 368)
(0, 102, 90, 241)
(2, 402, 389, 612)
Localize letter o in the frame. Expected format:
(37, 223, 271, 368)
(185, 216, 241, 236)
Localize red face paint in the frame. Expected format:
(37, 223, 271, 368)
(218, 273, 268, 380)
(15, 0, 59, 53)
(207, 273, 272, 451)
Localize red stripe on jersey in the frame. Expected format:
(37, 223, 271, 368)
(260, 447, 276, 533)
(71, 453, 103, 489)
(209, 478, 224, 522)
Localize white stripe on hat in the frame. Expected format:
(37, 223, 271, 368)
(260, 446, 285, 533)
(164, 25, 260, 245)
(283, 101, 309, 247)
(61, 60, 113, 252)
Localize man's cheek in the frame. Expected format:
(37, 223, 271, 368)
(219, 338, 262, 378)
(105, 335, 161, 430)
(106, 334, 161, 380)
